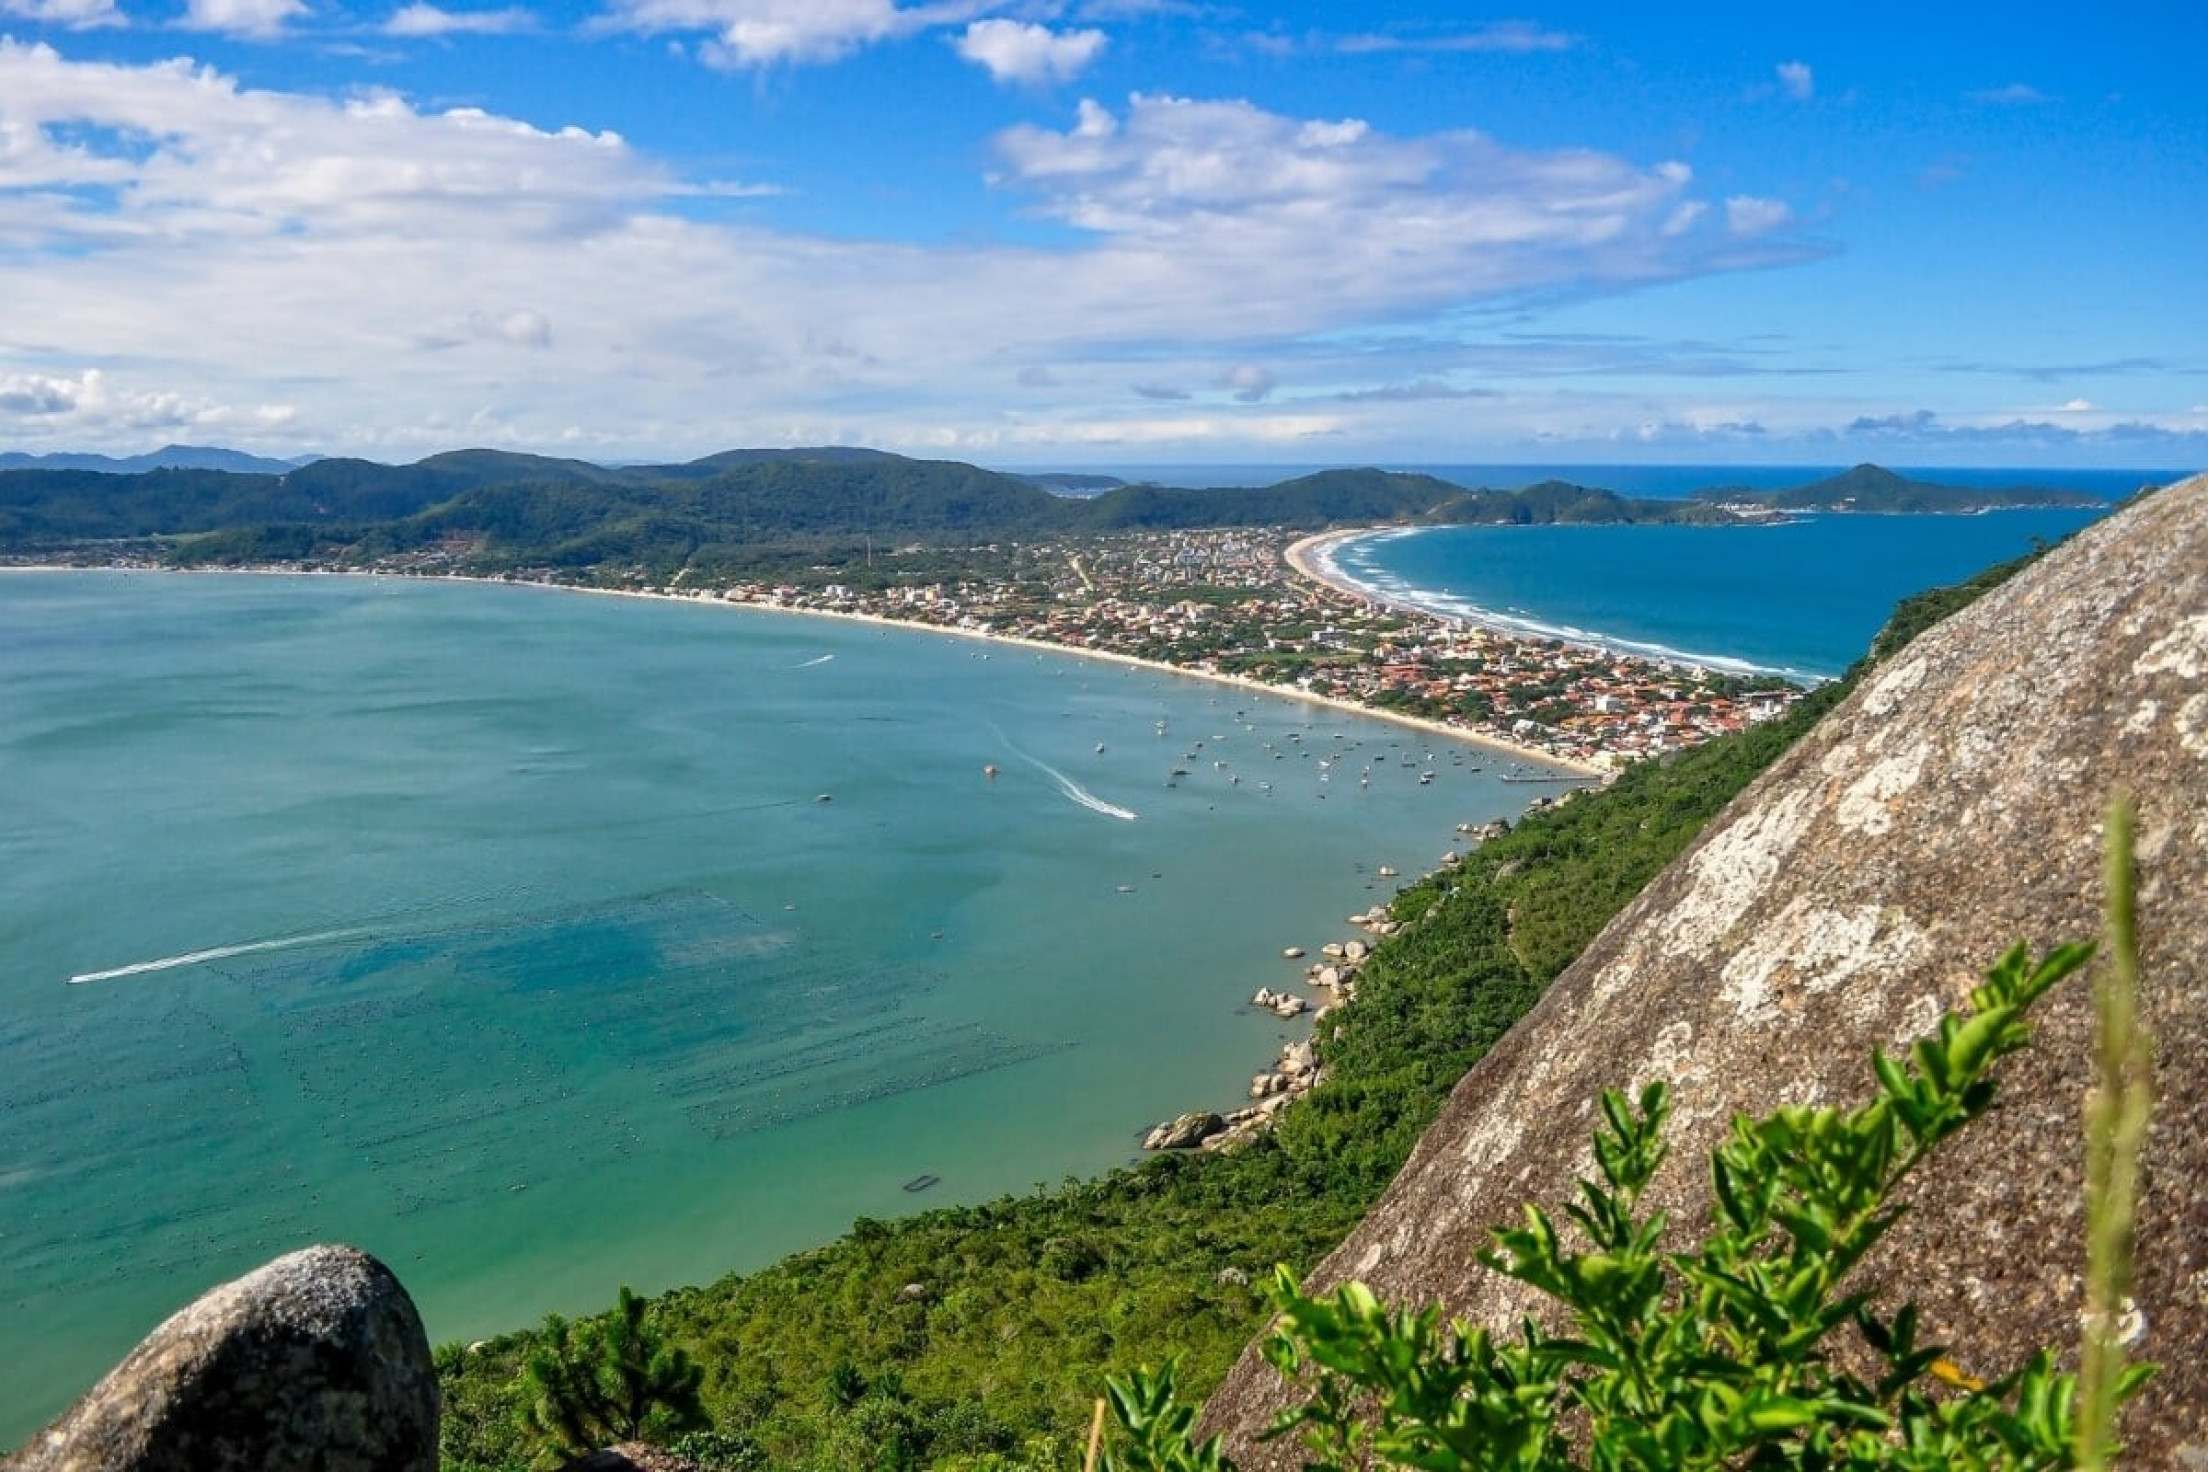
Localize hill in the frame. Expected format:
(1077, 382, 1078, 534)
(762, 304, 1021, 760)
(0, 451, 2111, 568)
(1697, 462, 2104, 512)
(1204, 475, 2208, 1464)
(0, 443, 306, 475)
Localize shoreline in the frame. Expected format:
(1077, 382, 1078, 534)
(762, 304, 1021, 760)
(1284, 525, 1827, 684)
(4, 561, 1603, 777)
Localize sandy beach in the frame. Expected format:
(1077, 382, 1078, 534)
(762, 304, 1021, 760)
(3, 560, 1602, 776)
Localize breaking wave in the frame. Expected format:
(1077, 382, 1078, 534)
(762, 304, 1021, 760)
(1329, 531, 1822, 682)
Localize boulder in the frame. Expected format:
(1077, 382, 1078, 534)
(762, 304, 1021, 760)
(1248, 1073, 1289, 1099)
(6, 1245, 436, 1472)
(1343, 940, 1369, 962)
(1142, 1111, 1224, 1150)
(1279, 1041, 1316, 1077)
(1204, 476, 2208, 1465)
(1281, 947, 1306, 959)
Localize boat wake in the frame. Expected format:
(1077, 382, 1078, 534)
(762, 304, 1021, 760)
(69, 928, 371, 985)
(792, 654, 836, 668)
(991, 727, 1138, 821)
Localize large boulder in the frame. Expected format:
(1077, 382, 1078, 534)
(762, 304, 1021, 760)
(6, 1245, 437, 1472)
(1204, 476, 2208, 1464)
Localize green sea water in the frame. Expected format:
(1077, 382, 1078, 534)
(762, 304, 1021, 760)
(0, 571, 1549, 1439)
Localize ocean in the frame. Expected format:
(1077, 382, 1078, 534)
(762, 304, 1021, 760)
(0, 571, 1534, 1441)
(1327, 508, 2113, 681)
(1003, 463, 2174, 500)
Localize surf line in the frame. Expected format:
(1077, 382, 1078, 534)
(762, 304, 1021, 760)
(989, 726, 1138, 822)
(68, 928, 371, 985)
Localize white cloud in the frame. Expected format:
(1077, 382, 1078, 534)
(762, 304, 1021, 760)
(1217, 363, 1275, 402)
(182, 0, 306, 38)
(1776, 60, 1812, 100)
(1660, 200, 1707, 236)
(955, 19, 1105, 83)
(385, 2, 536, 35)
(0, 367, 293, 432)
(2059, 397, 2094, 412)
(595, 0, 997, 68)
(0, 0, 123, 30)
(0, 45, 1815, 457)
(1968, 82, 2045, 105)
(1335, 22, 1573, 55)
(1724, 194, 1792, 236)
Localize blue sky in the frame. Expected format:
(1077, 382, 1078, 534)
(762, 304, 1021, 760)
(0, 0, 2202, 466)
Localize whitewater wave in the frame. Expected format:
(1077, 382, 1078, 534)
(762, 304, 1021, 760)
(1330, 533, 1825, 682)
(793, 654, 836, 668)
(69, 928, 370, 985)
(990, 727, 1138, 821)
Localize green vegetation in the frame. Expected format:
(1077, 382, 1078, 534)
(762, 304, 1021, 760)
(1110, 805, 2152, 1472)
(1, 451, 2102, 572)
(1699, 464, 2105, 515)
(511, 1285, 706, 1458)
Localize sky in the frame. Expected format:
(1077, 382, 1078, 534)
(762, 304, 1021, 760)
(0, 0, 2203, 467)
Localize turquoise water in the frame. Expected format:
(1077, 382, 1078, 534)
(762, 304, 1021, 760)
(1334, 509, 2110, 680)
(0, 572, 1537, 1440)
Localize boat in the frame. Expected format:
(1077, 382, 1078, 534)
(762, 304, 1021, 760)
(903, 1174, 941, 1193)
(983, 764, 999, 779)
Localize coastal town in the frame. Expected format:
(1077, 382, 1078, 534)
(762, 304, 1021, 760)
(614, 526, 1807, 772)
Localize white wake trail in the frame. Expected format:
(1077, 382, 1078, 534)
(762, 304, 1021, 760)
(990, 727, 1138, 822)
(69, 928, 370, 985)
(793, 654, 836, 668)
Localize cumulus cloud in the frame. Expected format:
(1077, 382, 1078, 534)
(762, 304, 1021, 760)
(595, 0, 997, 68)
(385, 3, 536, 35)
(0, 45, 1815, 456)
(1775, 60, 1812, 99)
(0, 367, 293, 433)
(182, 0, 307, 38)
(955, 19, 1105, 83)
(1724, 194, 1792, 236)
(0, 0, 123, 30)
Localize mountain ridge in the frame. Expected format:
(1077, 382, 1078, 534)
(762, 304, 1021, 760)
(0, 449, 2114, 567)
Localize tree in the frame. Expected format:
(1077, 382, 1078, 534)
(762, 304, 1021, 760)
(520, 1285, 706, 1456)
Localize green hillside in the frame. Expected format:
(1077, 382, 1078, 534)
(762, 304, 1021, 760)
(0, 450, 2111, 569)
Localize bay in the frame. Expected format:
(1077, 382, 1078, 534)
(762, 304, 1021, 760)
(1330, 509, 2111, 681)
(0, 571, 1532, 1439)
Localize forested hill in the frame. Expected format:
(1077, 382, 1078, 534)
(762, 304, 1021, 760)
(0, 448, 2108, 566)
(1694, 462, 2104, 512)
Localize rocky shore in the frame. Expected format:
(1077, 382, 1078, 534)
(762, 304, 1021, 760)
(1139, 812, 1524, 1154)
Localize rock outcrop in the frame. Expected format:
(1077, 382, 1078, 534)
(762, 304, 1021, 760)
(6, 1245, 437, 1472)
(1204, 476, 2208, 1464)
